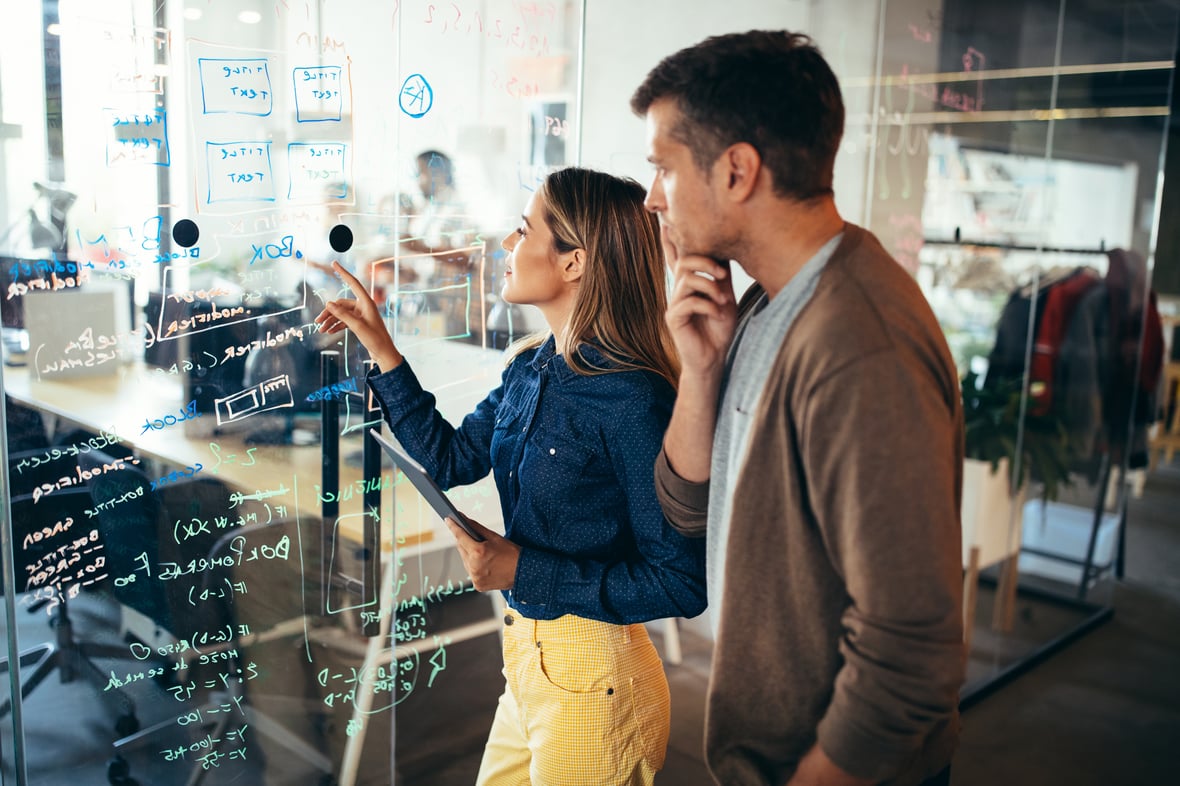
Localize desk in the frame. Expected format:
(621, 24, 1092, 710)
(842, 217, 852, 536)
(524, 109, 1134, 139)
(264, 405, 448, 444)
(2, 340, 507, 547)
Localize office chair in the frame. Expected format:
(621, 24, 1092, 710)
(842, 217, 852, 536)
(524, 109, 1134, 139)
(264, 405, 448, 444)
(105, 517, 336, 786)
(0, 448, 140, 736)
(60, 436, 339, 784)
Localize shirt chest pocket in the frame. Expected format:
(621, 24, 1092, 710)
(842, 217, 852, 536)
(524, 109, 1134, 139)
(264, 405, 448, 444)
(491, 403, 527, 487)
(524, 425, 599, 525)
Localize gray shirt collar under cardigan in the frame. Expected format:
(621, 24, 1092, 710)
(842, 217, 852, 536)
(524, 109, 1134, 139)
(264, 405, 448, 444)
(706, 232, 843, 636)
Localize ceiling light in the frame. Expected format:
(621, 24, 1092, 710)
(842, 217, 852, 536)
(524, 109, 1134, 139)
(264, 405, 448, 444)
(238, 11, 262, 24)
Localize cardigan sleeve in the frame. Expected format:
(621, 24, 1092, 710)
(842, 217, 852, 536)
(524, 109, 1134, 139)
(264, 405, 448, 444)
(803, 347, 965, 782)
(653, 448, 709, 537)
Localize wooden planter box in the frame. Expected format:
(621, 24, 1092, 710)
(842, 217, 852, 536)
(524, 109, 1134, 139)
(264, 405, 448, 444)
(961, 457, 1027, 640)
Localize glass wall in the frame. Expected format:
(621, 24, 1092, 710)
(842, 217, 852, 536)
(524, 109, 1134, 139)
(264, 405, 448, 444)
(0, 0, 1174, 783)
(2, 1, 582, 783)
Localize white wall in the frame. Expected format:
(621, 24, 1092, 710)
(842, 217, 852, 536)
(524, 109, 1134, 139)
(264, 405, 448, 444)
(580, 0, 811, 183)
(578, 0, 883, 308)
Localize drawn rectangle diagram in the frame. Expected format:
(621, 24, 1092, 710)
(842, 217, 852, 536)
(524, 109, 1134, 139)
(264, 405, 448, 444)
(287, 143, 348, 200)
(292, 65, 343, 122)
(206, 141, 275, 203)
(215, 375, 293, 425)
(198, 57, 273, 115)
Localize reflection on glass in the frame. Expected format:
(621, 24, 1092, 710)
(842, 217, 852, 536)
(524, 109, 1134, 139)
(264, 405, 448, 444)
(834, 0, 1177, 700)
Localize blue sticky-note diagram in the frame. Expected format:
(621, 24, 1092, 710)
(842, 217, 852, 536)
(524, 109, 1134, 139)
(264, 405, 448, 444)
(105, 109, 170, 166)
(206, 141, 275, 203)
(198, 57, 273, 116)
(293, 65, 344, 122)
(288, 143, 348, 200)
(399, 73, 433, 118)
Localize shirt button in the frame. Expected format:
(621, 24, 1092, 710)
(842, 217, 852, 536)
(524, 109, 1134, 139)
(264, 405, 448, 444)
(549, 448, 555, 455)
(503, 614, 514, 625)
(508, 470, 513, 478)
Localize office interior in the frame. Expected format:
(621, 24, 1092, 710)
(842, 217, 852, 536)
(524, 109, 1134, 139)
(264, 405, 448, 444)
(1, 0, 1178, 784)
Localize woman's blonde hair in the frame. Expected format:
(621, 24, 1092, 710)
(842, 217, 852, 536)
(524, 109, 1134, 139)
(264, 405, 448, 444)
(505, 167, 680, 387)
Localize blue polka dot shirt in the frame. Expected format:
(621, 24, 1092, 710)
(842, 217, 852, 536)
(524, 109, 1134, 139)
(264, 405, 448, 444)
(367, 335, 707, 624)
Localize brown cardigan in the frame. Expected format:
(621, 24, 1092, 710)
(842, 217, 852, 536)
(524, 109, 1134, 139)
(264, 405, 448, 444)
(656, 224, 965, 785)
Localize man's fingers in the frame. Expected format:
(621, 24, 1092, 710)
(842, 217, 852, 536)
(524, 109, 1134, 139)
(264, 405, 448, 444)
(671, 271, 732, 306)
(673, 253, 729, 281)
(666, 293, 731, 325)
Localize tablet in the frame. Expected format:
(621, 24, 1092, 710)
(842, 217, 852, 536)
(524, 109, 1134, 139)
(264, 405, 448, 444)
(368, 428, 486, 542)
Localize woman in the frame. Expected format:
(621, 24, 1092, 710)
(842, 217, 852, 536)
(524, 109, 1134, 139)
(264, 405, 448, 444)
(316, 167, 706, 785)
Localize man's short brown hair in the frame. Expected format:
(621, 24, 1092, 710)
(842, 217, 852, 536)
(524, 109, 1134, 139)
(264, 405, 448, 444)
(631, 30, 844, 202)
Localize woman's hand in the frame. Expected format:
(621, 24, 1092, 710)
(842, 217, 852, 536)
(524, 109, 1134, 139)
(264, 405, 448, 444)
(444, 516, 520, 592)
(314, 261, 404, 373)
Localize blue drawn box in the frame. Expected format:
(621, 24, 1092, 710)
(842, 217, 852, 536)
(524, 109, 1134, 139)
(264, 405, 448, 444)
(206, 141, 275, 204)
(292, 65, 344, 122)
(198, 57, 273, 116)
(287, 143, 348, 200)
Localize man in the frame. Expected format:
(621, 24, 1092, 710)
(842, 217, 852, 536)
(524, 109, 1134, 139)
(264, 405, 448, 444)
(397, 150, 480, 341)
(631, 30, 965, 786)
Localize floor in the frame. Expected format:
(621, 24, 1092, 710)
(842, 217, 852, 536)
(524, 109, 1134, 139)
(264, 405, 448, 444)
(948, 460, 1180, 786)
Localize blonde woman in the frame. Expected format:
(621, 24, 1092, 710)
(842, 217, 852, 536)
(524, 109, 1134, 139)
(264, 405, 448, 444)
(316, 167, 706, 785)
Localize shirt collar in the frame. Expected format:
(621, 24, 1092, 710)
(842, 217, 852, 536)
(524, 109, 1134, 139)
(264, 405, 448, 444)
(526, 334, 613, 384)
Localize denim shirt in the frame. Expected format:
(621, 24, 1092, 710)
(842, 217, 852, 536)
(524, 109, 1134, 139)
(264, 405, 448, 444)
(367, 336, 706, 625)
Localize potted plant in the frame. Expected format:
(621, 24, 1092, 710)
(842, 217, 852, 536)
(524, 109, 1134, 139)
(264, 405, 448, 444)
(961, 370, 1074, 501)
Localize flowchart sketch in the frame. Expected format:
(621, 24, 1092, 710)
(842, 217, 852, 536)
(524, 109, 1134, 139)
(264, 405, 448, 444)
(288, 143, 348, 200)
(293, 65, 344, 121)
(197, 57, 273, 115)
(206, 141, 275, 203)
(105, 108, 170, 166)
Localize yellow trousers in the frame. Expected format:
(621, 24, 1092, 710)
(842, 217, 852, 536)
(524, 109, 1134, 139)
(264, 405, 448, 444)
(475, 607, 670, 786)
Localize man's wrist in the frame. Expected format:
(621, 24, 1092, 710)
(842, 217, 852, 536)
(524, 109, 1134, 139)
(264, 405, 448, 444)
(676, 366, 724, 398)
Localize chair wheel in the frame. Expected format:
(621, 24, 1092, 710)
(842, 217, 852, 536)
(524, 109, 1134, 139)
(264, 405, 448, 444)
(106, 755, 131, 781)
(115, 713, 140, 737)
